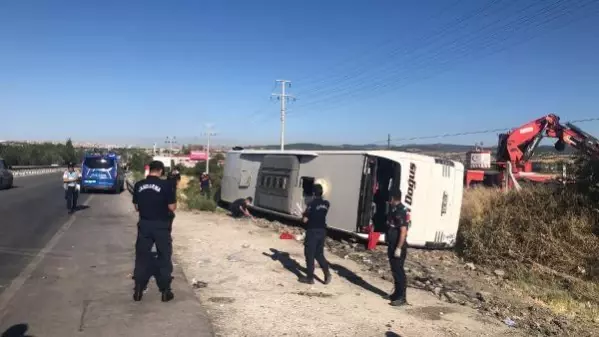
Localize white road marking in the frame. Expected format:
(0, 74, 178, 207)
(0, 194, 95, 324)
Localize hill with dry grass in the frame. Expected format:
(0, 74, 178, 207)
(455, 155, 599, 333)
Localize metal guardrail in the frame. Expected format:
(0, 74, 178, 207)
(126, 176, 135, 194)
(11, 166, 67, 177)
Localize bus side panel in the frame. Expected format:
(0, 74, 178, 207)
(295, 154, 365, 233)
(401, 159, 432, 247)
(222, 153, 264, 203)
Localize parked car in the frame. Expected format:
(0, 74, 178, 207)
(0, 157, 14, 190)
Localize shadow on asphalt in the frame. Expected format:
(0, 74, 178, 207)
(1, 323, 34, 337)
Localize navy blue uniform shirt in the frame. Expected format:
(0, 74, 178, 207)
(303, 197, 330, 230)
(133, 176, 176, 222)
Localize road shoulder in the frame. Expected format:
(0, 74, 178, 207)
(0, 193, 214, 337)
(173, 211, 523, 337)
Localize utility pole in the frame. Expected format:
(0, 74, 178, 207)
(203, 124, 217, 174)
(271, 80, 295, 151)
(164, 136, 177, 157)
(164, 136, 177, 156)
(387, 134, 391, 149)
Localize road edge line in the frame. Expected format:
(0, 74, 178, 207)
(0, 194, 95, 325)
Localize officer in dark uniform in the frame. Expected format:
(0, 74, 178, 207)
(386, 190, 410, 306)
(298, 184, 332, 285)
(132, 160, 177, 302)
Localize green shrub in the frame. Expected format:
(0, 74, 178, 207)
(186, 194, 217, 212)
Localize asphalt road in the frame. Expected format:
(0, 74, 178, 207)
(0, 174, 214, 336)
(0, 173, 74, 293)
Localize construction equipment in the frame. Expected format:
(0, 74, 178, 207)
(465, 113, 599, 190)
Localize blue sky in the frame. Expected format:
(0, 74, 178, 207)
(1, 0, 598, 147)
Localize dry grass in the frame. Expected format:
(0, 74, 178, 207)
(457, 185, 599, 321)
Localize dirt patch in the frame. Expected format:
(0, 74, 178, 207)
(172, 211, 522, 337)
(204, 206, 598, 336)
(294, 291, 333, 298)
(406, 306, 456, 321)
(208, 297, 235, 304)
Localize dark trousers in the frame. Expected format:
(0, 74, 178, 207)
(201, 186, 210, 198)
(304, 228, 329, 279)
(133, 219, 173, 291)
(387, 227, 408, 301)
(65, 186, 79, 211)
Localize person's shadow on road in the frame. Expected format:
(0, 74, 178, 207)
(1, 324, 34, 337)
(329, 263, 388, 298)
(263, 248, 327, 282)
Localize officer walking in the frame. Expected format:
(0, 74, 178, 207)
(386, 190, 410, 306)
(62, 162, 80, 214)
(132, 160, 177, 302)
(298, 184, 332, 285)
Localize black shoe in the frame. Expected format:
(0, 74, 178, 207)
(323, 272, 332, 285)
(298, 276, 315, 285)
(133, 287, 144, 302)
(161, 290, 174, 302)
(390, 298, 407, 307)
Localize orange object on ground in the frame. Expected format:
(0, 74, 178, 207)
(367, 222, 380, 250)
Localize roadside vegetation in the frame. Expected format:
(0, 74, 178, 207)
(457, 154, 599, 324)
(0, 139, 82, 165)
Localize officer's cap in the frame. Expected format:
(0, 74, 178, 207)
(148, 160, 165, 172)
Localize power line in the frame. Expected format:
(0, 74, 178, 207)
(290, 0, 473, 94)
(291, 0, 598, 116)
(371, 116, 599, 145)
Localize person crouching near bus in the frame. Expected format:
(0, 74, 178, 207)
(299, 184, 332, 285)
(63, 162, 81, 214)
(386, 190, 410, 306)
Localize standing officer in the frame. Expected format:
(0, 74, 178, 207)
(132, 160, 177, 302)
(298, 184, 332, 285)
(62, 162, 80, 214)
(386, 190, 410, 306)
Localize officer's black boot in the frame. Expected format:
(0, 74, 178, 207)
(323, 269, 332, 285)
(298, 276, 315, 285)
(133, 284, 144, 302)
(161, 289, 174, 302)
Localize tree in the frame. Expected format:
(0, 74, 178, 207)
(128, 151, 152, 173)
(64, 138, 77, 164)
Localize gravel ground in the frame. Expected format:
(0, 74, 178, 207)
(172, 211, 524, 337)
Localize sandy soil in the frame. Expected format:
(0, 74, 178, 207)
(172, 211, 524, 337)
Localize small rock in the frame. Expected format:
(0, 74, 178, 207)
(433, 287, 442, 297)
(242, 243, 250, 248)
(493, 269, 505, 277)
(465, 262, 476, 270)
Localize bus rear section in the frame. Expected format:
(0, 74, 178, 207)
(81, 156, 123, 193)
